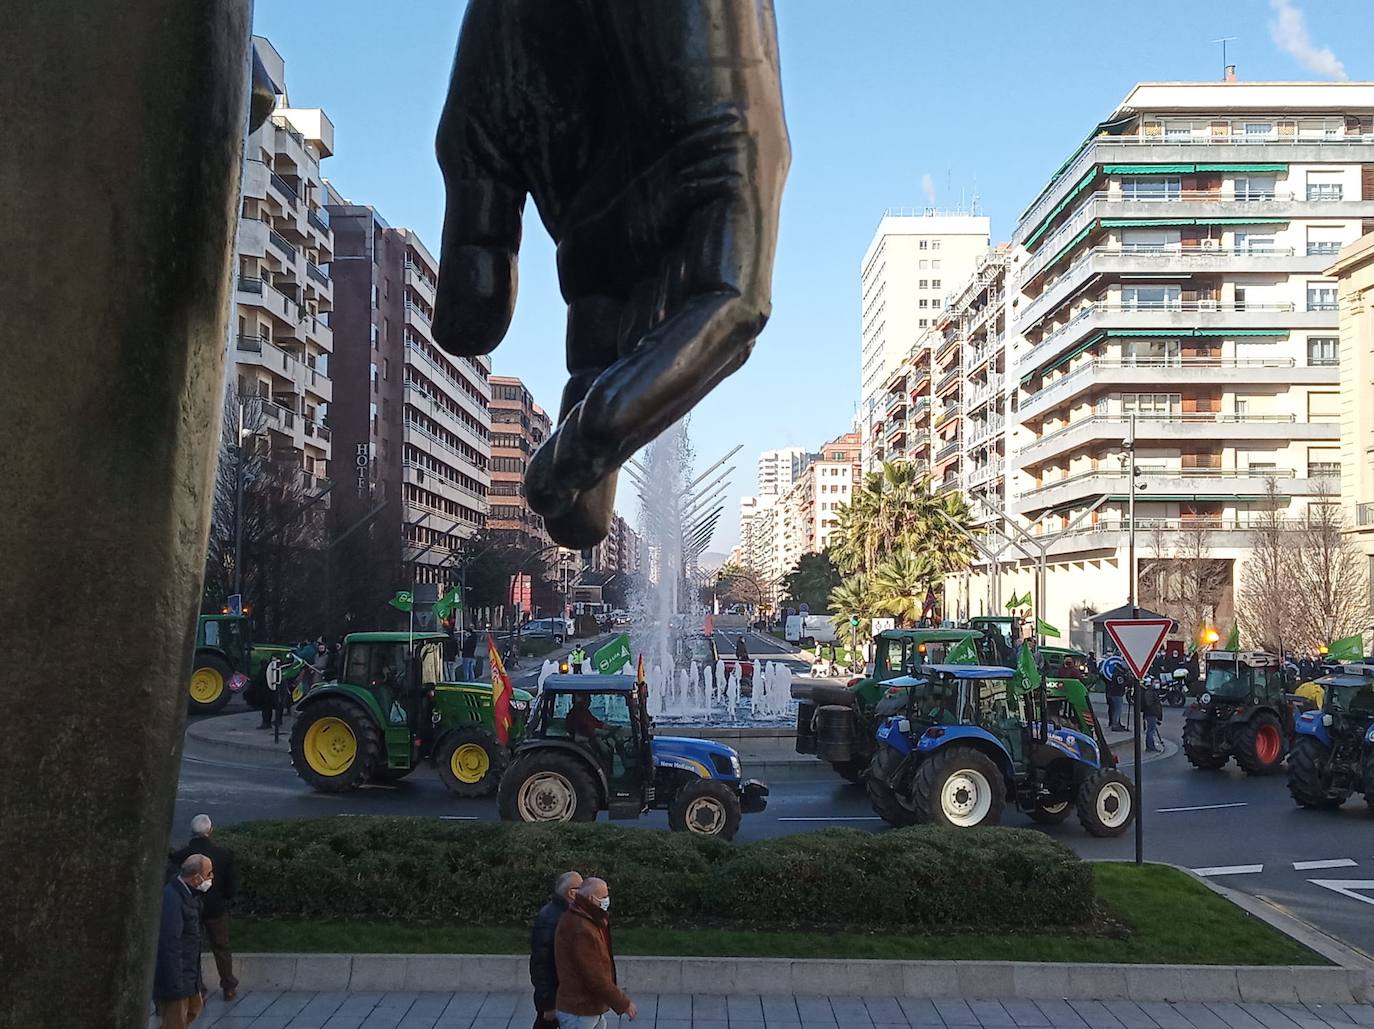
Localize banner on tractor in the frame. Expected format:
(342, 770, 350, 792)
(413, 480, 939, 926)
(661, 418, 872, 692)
(388, 590, 413, 612)
(433, 586, 462, 620)
(1328, 634, 1364, 662)
(594, 633, 633, 675)
(1036, 617, 1061, 639)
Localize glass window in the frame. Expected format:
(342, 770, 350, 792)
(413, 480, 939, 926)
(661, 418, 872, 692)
(1233, 175, 1276, 201)
(932, 279, 941, 288)
(1307, 172, 1343, 202)
(1120, 285, 1181, 309)
(1243, 122, 1274, 139)
(1234, 232, 1276, 254)
(1164, 121, 1193, 140)
(203, 621, 220, 647)
(919, 279, 928, 288)
(918, 260, 929, 270)
(932, 260, 941, 270)
(1122, 393, 1180, 416)
(370, 362, 378, 385)
(1120, 228, 1179, 252)
(1308, 336, 1339, 366)
(1306, 226, 1345, 257)
(932, 240, 941, 250)
(1307, 282, 1338, 312)
(1122, 177, 1181, 202)
(1121, 338, 1181, 364)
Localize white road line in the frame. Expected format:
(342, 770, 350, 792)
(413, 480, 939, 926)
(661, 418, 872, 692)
(1157, 802, 1249, 813)
(1293, 858, 1358, 870)
(1308, 879, 1374, 907)
(1191, 864, 1264, 877)
(777, 816, 883, 822)
(438, 815, 478, 821)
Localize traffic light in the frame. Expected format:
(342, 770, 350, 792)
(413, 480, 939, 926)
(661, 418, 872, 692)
(849, 615, 860, 628)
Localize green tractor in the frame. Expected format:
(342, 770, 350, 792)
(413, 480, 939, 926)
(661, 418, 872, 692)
(188, 614, 292, 715)
(289, 631, 532, 796)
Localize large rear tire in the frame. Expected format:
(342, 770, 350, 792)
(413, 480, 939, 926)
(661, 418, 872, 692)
(498, 751, 600, 823)
(1076, 769, 1136, 837)
(1234, 712, 1285, 776)
(1286, 735, 1342, 809)
(289, 697, 382, 793)
(188, 654, 234, 715)
(911, 746, 1005, 829)
(668, 780, 742, 840)
(1182, 721, 1228, 770)
(866, 759, 918, 827)
(438, 728, 507, 798)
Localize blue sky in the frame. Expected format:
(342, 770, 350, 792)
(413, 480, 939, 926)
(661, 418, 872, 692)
(255, 0, 1372, 551)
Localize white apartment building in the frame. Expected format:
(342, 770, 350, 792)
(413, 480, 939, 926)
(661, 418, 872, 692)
(757, 447, 811, 497)
(860, 211, 990, 470)
(1003, 79, 1374, 647)
(232, 37, 336, 492)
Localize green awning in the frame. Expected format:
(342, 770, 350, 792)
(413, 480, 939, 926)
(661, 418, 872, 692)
(1105, 329, 1183, 337)
(1191, 217, 1290, 226)
(1024, 170, 1099, 251)
(1025, 330, 1108, 382)
(1021, 326, 1289, 384)
(1103, 164, 1196, 175)
(1099, 217, 1291, 228)
(1193, 329, 1289, 337)
(1039, 221, 1098, 274)
(1193, 163, 1288, 173)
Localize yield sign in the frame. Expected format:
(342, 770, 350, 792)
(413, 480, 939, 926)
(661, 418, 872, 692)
(1308, 880, 1374, 908)
(1104, 618, 1172, 679)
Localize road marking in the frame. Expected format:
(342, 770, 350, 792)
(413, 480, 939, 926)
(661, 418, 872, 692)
(438, 815, 478, 821)
(1308, 879, 1374, 907)
(1191, 864, 1264, 876)
(1293, 859, 1358, 870)
(777, 816, 883, 822)
(1157, 802, 1249, 813)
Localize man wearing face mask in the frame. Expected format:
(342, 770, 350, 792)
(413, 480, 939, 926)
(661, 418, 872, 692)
(171, 814, 239, 1000)
(154, 854, 213, 1028)
(554, 877, 637, 1027)
(529, 870, 583, 1027)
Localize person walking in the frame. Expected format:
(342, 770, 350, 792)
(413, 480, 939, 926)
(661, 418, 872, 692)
(530, 870, 583, 1026)
(1140, 675, 1164, 752)
(1105, 669, 1127, 733)
(461, 630, 479, 680)
(555, 878, 636, 1027)
(443, 630, 460, 680)
(734, 635, 749, 662)
(154, 854, 213, 1028)
(170, 814, 239, 1000)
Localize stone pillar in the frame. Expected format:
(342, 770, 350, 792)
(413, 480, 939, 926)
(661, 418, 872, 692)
(0, 4, 252, 1025)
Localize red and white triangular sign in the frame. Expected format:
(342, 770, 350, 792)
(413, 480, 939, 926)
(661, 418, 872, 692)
(1104, 618, 1172, 679)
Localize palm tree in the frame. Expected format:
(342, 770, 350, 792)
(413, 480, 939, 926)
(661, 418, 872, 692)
(871, 551, 939, 626)
(829, 573, 879, 635)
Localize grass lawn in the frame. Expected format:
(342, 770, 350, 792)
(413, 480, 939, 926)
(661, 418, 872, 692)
(232, 863, 1323, 966)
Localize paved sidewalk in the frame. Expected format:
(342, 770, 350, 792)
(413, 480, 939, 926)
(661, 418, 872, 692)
(153, 992, 1374, 1029)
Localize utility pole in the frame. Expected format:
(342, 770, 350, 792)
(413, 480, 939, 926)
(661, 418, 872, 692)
(1125, 412, 1144, 865)
(233, 400, 247, 597)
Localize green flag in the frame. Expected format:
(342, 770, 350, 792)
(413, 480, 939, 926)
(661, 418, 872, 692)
(1006, 591, 1028, 611)
(388, 590, 413, 612)
(1016, 642, 1041, 694)
(1035, 617, 1061, 639)
(1328, 634, 1364, 662)
(1224, 623, 1240, 650)
(593, 633, 633, 675)
(433, 586, 462, 620)
(946, 636, 978, 665)
(1005, 593, 1018, 611)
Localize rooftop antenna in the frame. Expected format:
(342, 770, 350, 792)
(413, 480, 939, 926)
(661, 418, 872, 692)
(1211, 36, 1237, 79)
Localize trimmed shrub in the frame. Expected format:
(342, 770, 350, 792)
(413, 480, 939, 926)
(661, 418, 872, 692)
(218, 818, 1093, 932)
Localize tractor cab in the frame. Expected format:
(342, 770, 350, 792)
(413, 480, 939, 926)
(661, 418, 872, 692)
(1201, 651, 1285, 707)
(197, 614, 253, 669)
(1288, 667, 1374, 811)
(966, 616, 1024, 665)
(188, 613, 290, 715)
(1185, 651, 1295, 775)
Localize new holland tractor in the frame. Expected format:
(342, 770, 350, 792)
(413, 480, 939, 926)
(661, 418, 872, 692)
(865, 664, 1134, 836)
(188, 613, 292, 715)
(498, 675, 769, 840)
(289, 632, 532, 796)
(1182, 650, 1298, 775)
(1287, 665, 1374, 811)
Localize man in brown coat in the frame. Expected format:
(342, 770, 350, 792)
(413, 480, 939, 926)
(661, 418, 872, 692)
(554, 878, 637, 1027)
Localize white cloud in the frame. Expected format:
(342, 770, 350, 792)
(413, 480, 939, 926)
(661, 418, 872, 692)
(1269, 0, 1348, 81)
(920, 172, 936, 208)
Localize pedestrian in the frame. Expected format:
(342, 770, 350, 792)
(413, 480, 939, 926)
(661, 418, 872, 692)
(443, 630, 460, 680)
(154, 854, 213, 1029)
(170, 814, 239, 1000)
(322, 641, 340, 682)
(1140, 676, 1164, 752)
(462, 630, 479, 680)
(555, 877, 637, 1027)
(734, 635, 749, 662)
(313, 636, 328, 674)
(1105, 668, 1127, 732)
(530, 870, 583, 1026)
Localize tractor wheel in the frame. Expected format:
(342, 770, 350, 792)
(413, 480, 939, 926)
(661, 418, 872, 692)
(1286, 735, 1343, 809)
(833, 759, 868, 785)
(498, 752, 599, 824)
(866, 766, 918, 827)
(1028, 799, 1073, 825)
(1234, 713, 1285, 776)
(669, 780, 743, 840)
(438, 728, 507, 798)
(1076, 769, 1136, 837)
(188, 654, 234, 716)
(911, 746, 1005, 829)
(289, 698, 381, 793)
(1182, 724, 1228, 770)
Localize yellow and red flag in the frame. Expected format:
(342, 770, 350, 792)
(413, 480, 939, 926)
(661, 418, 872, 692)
(487, 631, 513, 745)
(636, 653, 646, 683)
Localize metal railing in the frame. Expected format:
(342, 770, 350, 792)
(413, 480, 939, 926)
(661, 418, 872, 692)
(235, 334, 263, 353)
(405, 341, 492, 413)
(935, 401, 962, 425)
(884, 390, 907, 411)
(269, 171, 297, 206)
(1023, 411, 1324, 455)
(306, 261, 331, 286)
(1021, 466, 1300, 500)
(1359, 503, 1374, 528)
(1023, 300, 1298, 362)
(405, 301, 432, 324)
(269, 229, 297, 261)
(307, 208, 330, 236)
(1022, 356, 1299, 411)
(237, 276, 264, 295)
(935, 439, 961, 462)
(935, 369, 962, 394)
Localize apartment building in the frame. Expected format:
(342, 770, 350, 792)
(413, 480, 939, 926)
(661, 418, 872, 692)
(757, 448, 812, 497)
(859, 211, 990, 470)
(328, 194, 492, 590)
(232, 37, 336, 494)
(487, 376, 553, 550)
(1330, 230, 1374, 572)
(1006, 79, 1374, 643)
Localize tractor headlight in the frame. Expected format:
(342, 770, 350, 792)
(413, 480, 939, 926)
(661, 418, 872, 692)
(730, 754, 741, 777)
(1200, 692, 1211, 705)
(1323, 714, 1333, 727)
(511, 700, 529, 712)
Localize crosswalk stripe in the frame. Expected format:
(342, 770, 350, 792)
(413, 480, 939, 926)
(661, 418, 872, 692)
(1293, 858, 1357, 870)
(1192, 864, 1264, 876)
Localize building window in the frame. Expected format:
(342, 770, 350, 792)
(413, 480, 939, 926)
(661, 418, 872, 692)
(370, 362, 378, 386)
(383, 358, 390, 380)
(932, 299, 942, 310)
(1306, 226, 1345, 257)
(919, 299, 928, 309)
(1234, 231, 1276, 254)
(919, 240, 928, 250)
(1121, 393, 1180, 417)
(370, 324, 379, 348)
(919, 279, 928, 288)
(369, 402, 378, 431)
(1233, 175, 1276, 201)
(1308, 447, 1340, 478)
(919, 318, 929, 327)
(1122, 177, 1181, 202)
(918, 260, 928, 270)
(371, 284, 379, 307)
(1307, 336, 1339, 366)
(932, 279, 941, 288)
(932, 260, 941, 269)
(1243, 122, 1274, 140)
(1306, 171, 1343, 202)
(1121, 285, 1180, 309)
(1307, 282, 1338, 312)
(384, 277, 391, 298)
(932, 240, 941, 250)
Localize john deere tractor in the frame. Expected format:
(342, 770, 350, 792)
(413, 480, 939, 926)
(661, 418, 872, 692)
(1287, 665, 1374, 811)
(188, 614, 291, 715)
(1183, 651, 1297, 775)
(289, 631, 532, 796)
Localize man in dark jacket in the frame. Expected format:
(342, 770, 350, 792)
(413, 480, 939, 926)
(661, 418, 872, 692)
(462, 630, 480, 680)
(155, 854, 212, 1028)
(171, 814, 238, 999)
(530, 870, 582, 1026)
(555, 877, 637, 1027)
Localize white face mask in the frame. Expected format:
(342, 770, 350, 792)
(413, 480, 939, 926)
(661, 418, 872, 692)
(597, 896, 610, 912)
(196, 878, 214, 893)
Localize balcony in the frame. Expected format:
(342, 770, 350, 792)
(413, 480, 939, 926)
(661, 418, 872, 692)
(1359, 503, 1374, 528)
(1019, 357, 1335, 421)
(935, 438, 961, 462)
(405, 383, 491, 454)
(935, 368, 962, 396)
(1018, 413, 1340, 466)
(934, 401, 962, 428)
(403, 461, 490, 508)
(306, 261, 331, 287)
(269, 229, 298, 262)
(1015, 467, 1326, 515)
(307, 208, 330, 236)
(966, 458, 1005, 488)
(237, 275, 264, 296)
(884, 390, 908, 414)
(909, 396, 932, 424)
(405, 300, 433, 326)
(966, 415, 1005, 448)
(268, 171, 298, 208)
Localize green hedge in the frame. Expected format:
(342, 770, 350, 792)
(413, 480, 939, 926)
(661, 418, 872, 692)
(217, 819, 1094, 932)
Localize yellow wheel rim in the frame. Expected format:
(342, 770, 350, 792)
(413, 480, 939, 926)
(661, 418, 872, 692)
(189, 668, 224, 704)
(451, 743, 491, 784)
(303, 717, 357, 776)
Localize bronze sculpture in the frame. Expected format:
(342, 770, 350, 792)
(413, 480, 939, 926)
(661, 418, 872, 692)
(433, 0, 791, 547)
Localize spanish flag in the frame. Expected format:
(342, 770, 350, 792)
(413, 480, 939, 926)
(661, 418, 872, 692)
(636, 653, 646, 683)
(487, 632, 513, 745)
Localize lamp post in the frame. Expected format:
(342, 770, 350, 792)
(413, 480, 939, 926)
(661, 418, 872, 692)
(1122, 412, 1144, 865)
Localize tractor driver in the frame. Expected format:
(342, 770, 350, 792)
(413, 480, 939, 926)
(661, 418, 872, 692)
(567, 694, 607, 739)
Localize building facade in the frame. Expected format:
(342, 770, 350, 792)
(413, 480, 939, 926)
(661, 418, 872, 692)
(232, 37, 336, 493)
(792, 431, 863, 555)
(1330, 230, 1374, 572)
(757, 447, 812, 498)
(487, 376, 553, 550)
(1004, 80, 1372, 646)
(860, 211, 990, 471)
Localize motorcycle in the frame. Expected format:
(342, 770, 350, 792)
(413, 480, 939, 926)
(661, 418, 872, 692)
(1162, 668, 1188, 708)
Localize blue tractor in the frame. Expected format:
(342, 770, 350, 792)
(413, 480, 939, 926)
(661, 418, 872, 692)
(497, 675, 768, 840)
(1287, 665, 1374, 811)
(866, 665, 1135, 836)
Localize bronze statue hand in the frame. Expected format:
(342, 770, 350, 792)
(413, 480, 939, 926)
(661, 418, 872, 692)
(433, 0, 790, 547)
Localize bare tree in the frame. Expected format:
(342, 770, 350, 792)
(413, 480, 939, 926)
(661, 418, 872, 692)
(1289, 483, 1368, 650)
(1170, 521, 1231, 647)
(1238, 478, 1298, 651)
(1137, 523, 1172, 616)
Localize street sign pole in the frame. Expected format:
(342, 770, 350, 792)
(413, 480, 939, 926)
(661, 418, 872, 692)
(1104, 614, 1170, 866)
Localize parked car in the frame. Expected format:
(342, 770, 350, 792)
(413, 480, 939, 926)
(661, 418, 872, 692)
(522, 618, 573, 644)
